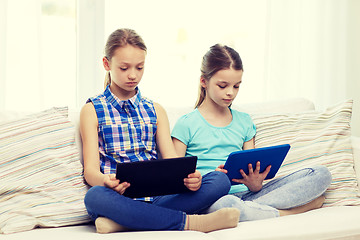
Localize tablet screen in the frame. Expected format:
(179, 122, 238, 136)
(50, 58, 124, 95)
(116, 156, 197, 198)
(224, 144, 290, 185)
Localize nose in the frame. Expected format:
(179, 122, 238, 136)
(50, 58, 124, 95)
(226, 88, 234, 96)
(128, 69, 136, 80)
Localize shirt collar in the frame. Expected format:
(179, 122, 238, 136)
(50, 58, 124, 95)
(104, 86, 142, 110)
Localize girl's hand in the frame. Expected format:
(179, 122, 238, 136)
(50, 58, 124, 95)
(231, 161, 271, 192)
(184, 170, 202, 191)
(215, 164, 228, 174)
(103, 174, 130, 195)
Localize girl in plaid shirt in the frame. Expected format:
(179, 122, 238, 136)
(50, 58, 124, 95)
(80, 28, 240, 233)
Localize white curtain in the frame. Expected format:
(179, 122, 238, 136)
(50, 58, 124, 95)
(102, 0, 269, 107)
(265, 0, 348, 107)
(0, 0, 7, 110)
(0, 0, 76, 112)
(264, 0, 359, 135)
(1, 0, 41, 111)
(101, 0, 359, 134)
(1, 0, 359, 135)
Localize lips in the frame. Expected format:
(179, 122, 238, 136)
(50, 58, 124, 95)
(126, 82, 138, 86)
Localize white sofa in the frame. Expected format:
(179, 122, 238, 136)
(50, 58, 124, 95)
(1, 98, 360, 240)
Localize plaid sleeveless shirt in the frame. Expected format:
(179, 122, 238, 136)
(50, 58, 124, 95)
(88, 86, 158, 176)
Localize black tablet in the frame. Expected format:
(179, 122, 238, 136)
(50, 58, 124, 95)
(116, 156, 197, 198)
(224, 144, 291, 185)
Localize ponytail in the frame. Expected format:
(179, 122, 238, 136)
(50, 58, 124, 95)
(104, 72, 111, 89)
(195, 82, 206, 108)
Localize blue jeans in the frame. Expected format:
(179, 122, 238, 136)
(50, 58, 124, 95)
(84, 171, 230, 231)
(204, 165, 332, 221)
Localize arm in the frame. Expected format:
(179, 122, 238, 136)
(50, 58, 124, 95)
(154, 102, 179, 159)
(154, 102, 201, 191)
(243, 137, 255, 150)
(80, 103, 129, 194)
(172, 136, 202, 191)
(172, 137, 187, 157)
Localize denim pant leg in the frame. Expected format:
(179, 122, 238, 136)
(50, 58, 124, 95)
(84, 186, 186, 231)
(204, 194, 280, 221)
(152, 171, 231, 214)
(240, 165, 332, 209)
(204, 165, 332, 222)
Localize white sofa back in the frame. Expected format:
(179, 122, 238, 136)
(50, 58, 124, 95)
(164, 98, 315, 131)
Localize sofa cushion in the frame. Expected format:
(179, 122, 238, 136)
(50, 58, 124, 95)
(251, 100, 360, 207)
(0, 107, 90, 234)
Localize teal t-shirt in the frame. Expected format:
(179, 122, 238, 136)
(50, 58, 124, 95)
(171, 108, 256, 194)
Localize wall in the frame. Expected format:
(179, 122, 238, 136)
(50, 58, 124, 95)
(346, 0, 360, 136)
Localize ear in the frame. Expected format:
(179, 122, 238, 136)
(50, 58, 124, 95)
(103, 57, 111, 71)
(200, 77, 207, 88)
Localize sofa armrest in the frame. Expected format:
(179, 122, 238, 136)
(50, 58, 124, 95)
(352, 136, 360, 188)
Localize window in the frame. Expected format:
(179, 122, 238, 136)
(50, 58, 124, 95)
(2, 0, 358, 137)
(103, 0, 268, 107)
(1, 0, 76, 111)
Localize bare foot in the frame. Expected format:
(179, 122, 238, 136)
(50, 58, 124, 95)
(279, 195, 325, 217)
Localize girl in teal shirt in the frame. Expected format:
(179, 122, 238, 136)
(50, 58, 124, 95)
(172, 44, 332, 221)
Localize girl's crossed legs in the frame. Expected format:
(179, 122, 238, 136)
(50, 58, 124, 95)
(85, 171, 240, 232)
(205, 165, 332, 221)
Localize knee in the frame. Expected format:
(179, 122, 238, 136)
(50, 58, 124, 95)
(212, 170, 231, 185)
(84, 186, 106, 208)
(207, 195, 241, 213)
(84, 186, 107, 220)
(315, 165, 332, 182)
(204, 171, 231, 194)
(312, 165, 332, 189)
(217, 195, 240, 206)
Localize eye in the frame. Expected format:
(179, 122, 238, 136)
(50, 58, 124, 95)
(120, 67, 127, 71)
(218, 84, 226, 89)
(137, 66, 144, 70)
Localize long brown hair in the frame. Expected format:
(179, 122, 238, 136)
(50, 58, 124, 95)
(195, 44, 243, 108)
(103, 28, 147, 88)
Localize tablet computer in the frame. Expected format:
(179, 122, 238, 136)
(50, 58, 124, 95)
(224, 144, 291, 185)
(116, 156, 197, 198)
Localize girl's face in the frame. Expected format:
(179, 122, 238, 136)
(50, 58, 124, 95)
(103, 44, 146, 97)
(202, 68, 243, 108)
